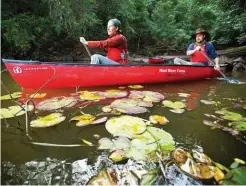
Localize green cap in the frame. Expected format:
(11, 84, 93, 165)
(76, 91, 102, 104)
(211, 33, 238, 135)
(108, 19, 121, 29)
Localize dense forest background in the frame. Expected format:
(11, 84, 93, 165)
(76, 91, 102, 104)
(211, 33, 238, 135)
(1, 0, 246, 60)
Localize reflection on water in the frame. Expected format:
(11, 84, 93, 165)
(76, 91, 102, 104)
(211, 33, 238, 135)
(1, 69, 246, 185)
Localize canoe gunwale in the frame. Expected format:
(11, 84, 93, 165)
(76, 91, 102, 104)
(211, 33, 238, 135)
(2, 59, 216, 68)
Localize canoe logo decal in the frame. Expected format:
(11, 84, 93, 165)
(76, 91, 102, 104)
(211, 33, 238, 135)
(159, 69, 186, 73)
(13, 66, 22, 74)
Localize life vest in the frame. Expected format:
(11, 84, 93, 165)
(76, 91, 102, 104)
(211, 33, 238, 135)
(191, 43, 208, 63)
(106, 34, 128, 64)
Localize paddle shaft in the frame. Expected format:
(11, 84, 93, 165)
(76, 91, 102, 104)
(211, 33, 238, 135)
(199, 50, 227, 79)
(82, 42, 92, 58)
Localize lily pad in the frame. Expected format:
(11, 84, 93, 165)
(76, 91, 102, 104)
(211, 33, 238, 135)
(98, 136, 130, 151)
(36, 97, 77, 111)
(203, 120, 221, 128)
(223, 112, 243, 121)
(178, 93, 190, 98)
(115, 106, 148, 114)
(215, 110, 243, 121)
(98, 137, 115, 150)
(105, 115, 147, 138)
(215, 109, 228, 115)
(223, 167, 246, 185)
(91, 117, 108, 124)
(169, 109, 185, 114)
(112, 136, 131, 150)
(110, 98, 151, 114)
(97, 90, 127, 98)
(149, 115, 169, 125)
(200, 100, 216, 105)
(231, 161, 239, 169)
(234, 122, 246, 131)
(145, 127, 175, 152)
(162, 100, 186, 109)
(126, 127, 175, 161)
(79, 91, 105, 100)
(0, 105, 34, 119)
(0, 92, 21, 100)
(126, 138, 154, 161)
(129, 91, 164, 102)
(111, 98, 153, 108)
(30, 113, 66, 128)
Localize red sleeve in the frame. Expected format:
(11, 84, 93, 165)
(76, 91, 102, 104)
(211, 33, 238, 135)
(88, 35, 123, 48)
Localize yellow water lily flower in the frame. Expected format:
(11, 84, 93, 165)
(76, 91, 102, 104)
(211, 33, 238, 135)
(70, 114, 96, 126)
(102, 105, 112, 113)
(29, 93, 47, 98)
(128, 85, 144, 89)
(149, 115, 169, 124)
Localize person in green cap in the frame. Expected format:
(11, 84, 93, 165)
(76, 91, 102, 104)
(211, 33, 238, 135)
(174, 28, 220, 70)
(80, 18, 128, 65)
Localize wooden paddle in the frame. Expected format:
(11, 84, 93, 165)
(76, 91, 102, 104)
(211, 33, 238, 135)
(200, 50, 241, 84)
(82, 42, 92, 58)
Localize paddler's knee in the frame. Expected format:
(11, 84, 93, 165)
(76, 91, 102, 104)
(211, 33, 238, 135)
(91, 54, 102, 64)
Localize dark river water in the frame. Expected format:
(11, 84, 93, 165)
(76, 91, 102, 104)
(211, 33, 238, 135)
(1, 68, 246, 185)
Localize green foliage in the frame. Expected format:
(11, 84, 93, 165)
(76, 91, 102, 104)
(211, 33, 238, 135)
(212, 0, 246, 45)
(47, 0, 98, 37)
(1, 0, 246, 58)
(2, 14, 52, 51)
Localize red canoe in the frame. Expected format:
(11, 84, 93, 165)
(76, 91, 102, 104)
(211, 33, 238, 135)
(2, 59, 220, 88)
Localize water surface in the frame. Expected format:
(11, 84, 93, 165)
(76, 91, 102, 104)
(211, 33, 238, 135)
(1, 69, 246, 185)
